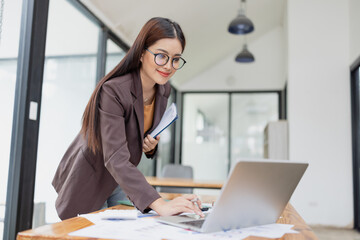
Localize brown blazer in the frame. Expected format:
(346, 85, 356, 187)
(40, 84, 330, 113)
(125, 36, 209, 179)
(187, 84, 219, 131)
(52, 70, 171, 220)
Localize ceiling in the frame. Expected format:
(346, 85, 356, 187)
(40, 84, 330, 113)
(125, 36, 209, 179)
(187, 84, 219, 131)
(80, 0, 286, 88)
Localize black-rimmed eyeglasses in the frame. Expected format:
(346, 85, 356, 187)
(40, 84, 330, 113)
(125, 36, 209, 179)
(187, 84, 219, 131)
(145, 48, 186, 70)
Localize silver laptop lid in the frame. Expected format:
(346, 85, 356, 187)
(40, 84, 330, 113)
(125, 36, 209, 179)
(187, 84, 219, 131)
(201, 159, 308, 232)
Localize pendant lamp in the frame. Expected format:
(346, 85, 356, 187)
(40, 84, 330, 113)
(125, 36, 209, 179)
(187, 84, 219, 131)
(235, 44, 255, 63)
(228, 0, 254, 35)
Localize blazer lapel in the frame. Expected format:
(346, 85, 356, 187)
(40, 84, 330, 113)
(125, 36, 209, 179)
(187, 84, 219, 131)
(131, 71, 145, 142)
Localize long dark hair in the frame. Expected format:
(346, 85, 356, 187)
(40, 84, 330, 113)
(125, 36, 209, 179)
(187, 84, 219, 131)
(81, 17, 186, 154)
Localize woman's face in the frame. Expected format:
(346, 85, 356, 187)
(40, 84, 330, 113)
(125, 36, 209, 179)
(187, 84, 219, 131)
(140, 38, 183, 86)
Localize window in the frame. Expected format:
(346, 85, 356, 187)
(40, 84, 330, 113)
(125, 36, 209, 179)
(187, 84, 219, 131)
(182, 93, 230, 182)
(0, 0, 23, 235)
(33, 0, 99, 225)
(181, 92, 279, 184)
(106, 39, 126, 74)
(230, 93, 279, 166)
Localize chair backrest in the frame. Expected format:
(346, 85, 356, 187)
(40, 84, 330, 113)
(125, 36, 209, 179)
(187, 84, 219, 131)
(158, 164, 193, 194)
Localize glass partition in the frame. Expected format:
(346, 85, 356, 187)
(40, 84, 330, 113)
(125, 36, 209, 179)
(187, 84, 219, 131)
(181, 94, 230, 182)
(155, 88, 177, 176)
(106, 39, 126, 74)
(181, 92, 279, 183)
(0, 0, 23, 235)
(34, 0, 99, 225)
(230, 93, 279, 166)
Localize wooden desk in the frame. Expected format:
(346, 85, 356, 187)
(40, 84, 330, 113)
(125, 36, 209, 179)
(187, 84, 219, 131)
(17, 193, 318, 240)
(145, 176, 223, 189)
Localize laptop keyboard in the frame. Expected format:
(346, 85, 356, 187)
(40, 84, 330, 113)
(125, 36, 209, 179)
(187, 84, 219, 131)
(179, 219, 205, 228)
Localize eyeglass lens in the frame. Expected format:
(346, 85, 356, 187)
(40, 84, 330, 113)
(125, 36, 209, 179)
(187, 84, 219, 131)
(154, 53, 185, 70)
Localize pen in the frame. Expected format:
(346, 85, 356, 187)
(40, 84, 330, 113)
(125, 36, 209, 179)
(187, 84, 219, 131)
(191, 198, 209, 212)
(102, 218, 136, 221)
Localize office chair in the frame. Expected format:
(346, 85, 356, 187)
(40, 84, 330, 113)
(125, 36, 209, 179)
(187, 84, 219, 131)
(158, 164, 194, 194)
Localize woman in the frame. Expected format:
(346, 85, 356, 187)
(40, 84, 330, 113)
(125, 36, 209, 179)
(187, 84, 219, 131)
(52, 17, 203, 220)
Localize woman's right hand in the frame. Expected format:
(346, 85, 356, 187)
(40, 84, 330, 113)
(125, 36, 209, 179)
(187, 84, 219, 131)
(149, 195, 204, 217)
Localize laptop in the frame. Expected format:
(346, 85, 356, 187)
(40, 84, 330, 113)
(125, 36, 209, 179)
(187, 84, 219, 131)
(155, 159, 308, 233)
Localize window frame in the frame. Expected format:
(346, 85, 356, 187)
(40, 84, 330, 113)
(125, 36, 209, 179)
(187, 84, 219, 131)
(351, 55, 360, 230)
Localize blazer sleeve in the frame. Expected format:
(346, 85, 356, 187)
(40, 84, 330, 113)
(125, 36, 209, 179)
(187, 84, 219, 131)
(98, 81, 160, 212)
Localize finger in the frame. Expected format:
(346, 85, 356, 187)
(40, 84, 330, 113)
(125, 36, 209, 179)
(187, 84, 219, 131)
(184, 198, 203, 216)
(143, 145, 150, 152)
(146, 135, 158, 144)
(144, 137, 150, 145)
(178, 198, 203, 217)
(168, 202, 194, 215)
(144, 142, 155, 151)
(196, 199, 202, 209)
(184, 206, 197, 214)
(185, 196, 200, 206)
(143, 139, 150, 146)
(145, 134, 153, 141)
(193, 201, 204, 217)
(176, 206, 195, 215)
(172, 198, 203, 216)
(182, 194, 198, 201)
(155, 135, 160, 141)
(144, 138, 156, 148)
(173, 197, 195, 210)
(184, 199, 196, 210)
(147, 141, 158, 150)
(142, 141, 149, 148)
(184, 195, 204, 217)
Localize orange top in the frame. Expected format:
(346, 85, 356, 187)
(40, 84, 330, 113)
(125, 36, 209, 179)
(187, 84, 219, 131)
(144, 98, 155, 134)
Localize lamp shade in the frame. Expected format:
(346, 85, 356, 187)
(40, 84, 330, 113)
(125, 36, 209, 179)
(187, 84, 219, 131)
(228, 13, 254, 34)
(235, 44, 255, 63)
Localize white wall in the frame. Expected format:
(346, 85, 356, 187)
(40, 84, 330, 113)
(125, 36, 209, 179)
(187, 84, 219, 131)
(288, 0, 353, 227)
(349, 0, 360, 64)
(178, 26, 286, 91)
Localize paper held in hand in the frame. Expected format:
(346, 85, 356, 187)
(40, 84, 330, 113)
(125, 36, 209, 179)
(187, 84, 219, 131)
(150, 103, 178, 138)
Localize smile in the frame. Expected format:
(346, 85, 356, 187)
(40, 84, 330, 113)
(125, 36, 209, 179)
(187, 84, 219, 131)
(157, 70, 170, 77)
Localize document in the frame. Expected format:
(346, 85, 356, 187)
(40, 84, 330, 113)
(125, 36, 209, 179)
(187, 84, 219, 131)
(70, 215, 298, 240)
(150, 103, 178, 138)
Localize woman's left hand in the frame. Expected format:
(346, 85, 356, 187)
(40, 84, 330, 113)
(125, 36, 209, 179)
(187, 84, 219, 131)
(142, 135, 160, 153)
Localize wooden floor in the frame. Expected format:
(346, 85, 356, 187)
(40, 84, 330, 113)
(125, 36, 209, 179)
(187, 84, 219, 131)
(311, 226, 360, 240)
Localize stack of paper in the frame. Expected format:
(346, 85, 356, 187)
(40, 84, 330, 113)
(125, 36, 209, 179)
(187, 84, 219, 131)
(71, 211, 299, 240)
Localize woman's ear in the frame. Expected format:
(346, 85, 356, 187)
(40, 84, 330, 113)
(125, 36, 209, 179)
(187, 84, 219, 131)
(140, 52, 144, 63)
